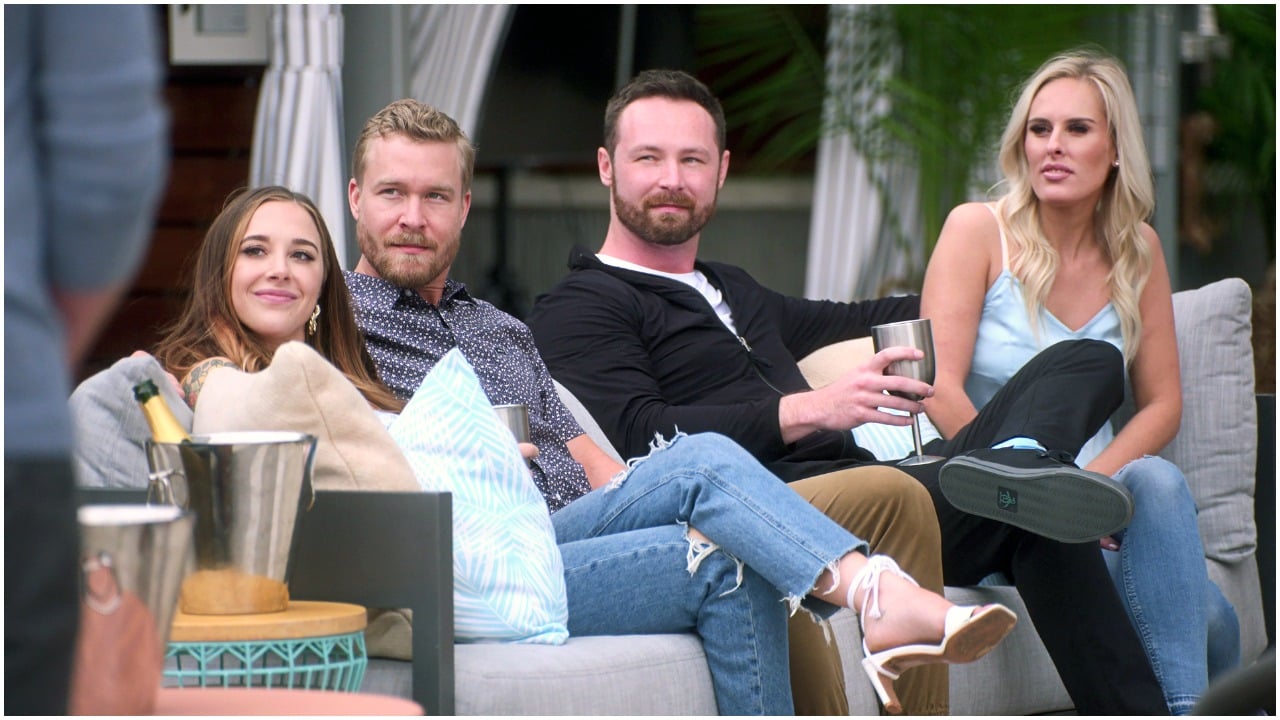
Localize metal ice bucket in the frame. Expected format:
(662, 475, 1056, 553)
(145, 431, 317, 614)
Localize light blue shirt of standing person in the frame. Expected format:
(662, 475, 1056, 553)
(4, 5, 170, 457)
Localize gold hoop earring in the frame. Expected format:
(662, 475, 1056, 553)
(307, 304, 321, 337)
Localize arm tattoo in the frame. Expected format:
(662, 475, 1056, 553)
(182, 357, 238, 409)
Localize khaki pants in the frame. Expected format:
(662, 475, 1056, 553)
(786, 465, 948, 716)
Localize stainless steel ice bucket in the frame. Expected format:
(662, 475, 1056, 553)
(145, 431, 317, 614)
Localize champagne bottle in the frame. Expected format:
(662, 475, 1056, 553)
(132, 379, 190, 443)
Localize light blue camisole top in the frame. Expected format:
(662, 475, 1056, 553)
(966, 203, 1124, 466)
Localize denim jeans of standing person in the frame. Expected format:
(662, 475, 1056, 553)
(559, 524, 792, 715)
(1103, 456, 1241, 715)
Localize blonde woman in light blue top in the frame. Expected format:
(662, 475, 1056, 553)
(920, 49, 1239, 714)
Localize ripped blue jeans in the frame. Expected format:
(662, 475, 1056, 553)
(552, 432, 868, 714)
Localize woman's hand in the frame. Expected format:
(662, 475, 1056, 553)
(131, 350, 185, 404)
(517, 442, 539, 462)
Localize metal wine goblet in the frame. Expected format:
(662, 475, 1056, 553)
(870, 318, 945, 465)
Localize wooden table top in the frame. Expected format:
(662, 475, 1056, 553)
(169, 600, 367, 642)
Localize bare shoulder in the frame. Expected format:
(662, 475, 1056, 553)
(946, 200, 1000, 226)
(1138, 221, 1164, 255)
(931, 201, 1002, 271)
(937, 202, 1000, 247)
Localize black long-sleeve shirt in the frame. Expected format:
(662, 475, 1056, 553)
(527, 245, 919, 482)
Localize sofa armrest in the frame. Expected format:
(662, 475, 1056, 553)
(290, 490, 453, 715)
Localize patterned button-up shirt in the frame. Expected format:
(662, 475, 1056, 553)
(344, 270, 591, 511)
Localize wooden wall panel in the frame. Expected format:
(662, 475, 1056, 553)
(82, 295, 188, 378)
(156, 155, 252, 226)
(79, 56, 264, 382)
(166, 82, 260, 152)
(131, 227, 204, 292)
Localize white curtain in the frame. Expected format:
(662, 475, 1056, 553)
(250, 5, 348, 267)
(403, 5, 512, 138)
(804, 5, 918, 301)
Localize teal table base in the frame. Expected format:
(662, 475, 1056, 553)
(164, 631, 367, 691)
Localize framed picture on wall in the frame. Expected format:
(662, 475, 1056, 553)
(168, 4, 268, 65)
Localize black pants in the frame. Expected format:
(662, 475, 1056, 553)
(889, 339, 1170, 715)
(5, 456, 80, 716)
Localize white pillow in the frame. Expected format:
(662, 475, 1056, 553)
(851, 409, 943, 462)
(387, 348, 568, 644)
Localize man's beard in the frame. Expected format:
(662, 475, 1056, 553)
(357, 223, 458, 289)
(612, 186, 717, 247)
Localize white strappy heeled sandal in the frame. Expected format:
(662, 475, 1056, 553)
(849, 556, 1017, 714)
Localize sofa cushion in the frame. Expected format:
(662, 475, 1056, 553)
(193, 342, 421, 493)
(387, 348, 569, 645)
(796, 336, 875, 389)
(554, 379, 624, 464)
(69, 353, 193, 488)
(1162, 277, 1257, 563)
(454, 634, 718, 715)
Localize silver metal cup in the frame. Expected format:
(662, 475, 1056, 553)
(870, 318, 937, 400)
(72, 504, 195, 714)
(76, 504, 196, 651)
(871, 318, 944, 465)
(144, 431, 317, 614)
(493, 404, 531, 444)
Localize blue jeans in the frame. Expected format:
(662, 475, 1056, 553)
(559, 525, 791, 715)
(1103, 456, 1241, 715)
(553, 433, 866, 615)
(552, 433, 869, 713)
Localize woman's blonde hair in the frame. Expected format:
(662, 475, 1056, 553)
(153, 186, 403, 412)
(995, 48, 1154, 365)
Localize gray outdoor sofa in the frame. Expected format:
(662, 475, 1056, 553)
(75, 278, 1271, 714)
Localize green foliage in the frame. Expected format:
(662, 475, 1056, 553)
(696, 5, 1128, 279)
(1195, 4, 1275, 252)
(696, 4, 1275, 284)
(694, 5, 829, 172)
(871, 6, 1126, 266)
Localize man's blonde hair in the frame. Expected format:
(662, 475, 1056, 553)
(351, 98, 476, 191)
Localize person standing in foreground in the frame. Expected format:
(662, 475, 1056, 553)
(920, 49, 1240, 714)
(526, 68, 1170, 714)
(4, 5, 169, 714)
(342, 98, 990, 715)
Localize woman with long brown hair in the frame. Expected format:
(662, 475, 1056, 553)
(152, 186, 398, 411)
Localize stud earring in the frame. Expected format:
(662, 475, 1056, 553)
(307, 304, 321, 337)
(1112, 159, 1120, 168)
